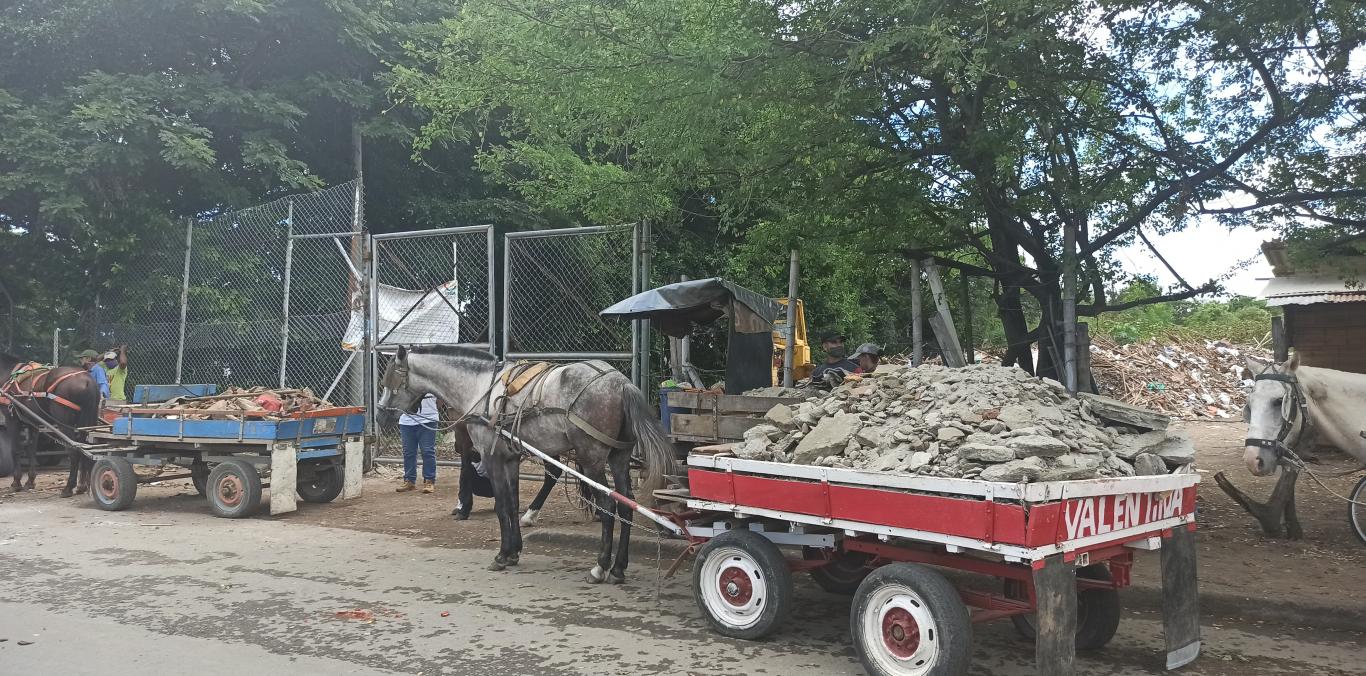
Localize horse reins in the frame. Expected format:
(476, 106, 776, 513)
(1243, 371, 1309, 462)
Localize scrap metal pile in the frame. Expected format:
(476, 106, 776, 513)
(146, 387, 334, 419)
(1089, 336, 1267, 419)
(736, 363, 1194, 482)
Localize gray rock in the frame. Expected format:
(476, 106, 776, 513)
(856, 426, 887, 449)
(936, 427, 966, 442)
(1007, 435, 1070, 458)
(792, 413, 863, 465)
(744, 424, 780, 442)
(1154, 433, 1196, 466)
(764, 404, 796, 429)
(1078, 392, 1170, 430)
(904, 451, 934, 471)
(980, 457, 1045, 482)
(1133, 453, 1168, 476)
(958, 443, 1015, 463)
(996, 404, 1034, 430)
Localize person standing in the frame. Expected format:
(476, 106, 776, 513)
(77, 349, 110, 400)
(397, 392, 439, 493)
(100, 346, 129, 405)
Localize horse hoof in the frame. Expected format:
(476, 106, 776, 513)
(586, 565, 606, 584)
(76, 485, 88, 495)
(487, 561, 506, 572)
(59, 488, 73, 498)
(607, 572, 626, 585)
(506, 554, 520, 567)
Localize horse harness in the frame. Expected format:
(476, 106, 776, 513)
(0, 363, 88, 413)
(475, 360, 633, 451)
(1244, 371, 1310, 462)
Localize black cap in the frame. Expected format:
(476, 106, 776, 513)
(820, 333, 847, 344)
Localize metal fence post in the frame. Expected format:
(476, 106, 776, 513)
(174, 218, 193, 383)
(52, 328, 59, 365)
(368, 236, 380, 437)
(631, 222, 641, 388)
(278, 200, 295, 388)
(639, 220, 652, 390)
(501, 233, 512, 360)
(487, 225, 497, 357)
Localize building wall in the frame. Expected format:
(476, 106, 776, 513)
(1287, 302, 1366, 374)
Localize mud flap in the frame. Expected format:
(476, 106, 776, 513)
(0, 409, 14, 477)
(341, 438, 363, 500)
(1033, 554, 1077, 676)
(270, 442, 298, 515)
(1161, 526, 1201, 669)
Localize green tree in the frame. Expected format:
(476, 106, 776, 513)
(399, 0, 1366, 378)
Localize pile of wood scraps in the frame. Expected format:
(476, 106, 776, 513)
(1088, 336, 1268, 419)
(148, 387, 334, 420)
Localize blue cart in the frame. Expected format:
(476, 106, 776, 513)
(86, 403, 365, 518)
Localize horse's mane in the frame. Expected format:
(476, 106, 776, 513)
(405, 344, 498, 364)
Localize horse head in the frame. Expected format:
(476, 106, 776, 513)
(1243, 354, 1304, 477)
(377, 346, 422, 425)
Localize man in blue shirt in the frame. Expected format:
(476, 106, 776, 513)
(77, 350, 110, 399)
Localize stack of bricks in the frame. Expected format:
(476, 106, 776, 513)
(1286, 302, 1366, 374)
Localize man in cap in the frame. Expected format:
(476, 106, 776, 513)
(851, 342, 883, 374)
(76, 349, 111, 400)
(100, 345, 130, 405)
(809, 332, 857, 385)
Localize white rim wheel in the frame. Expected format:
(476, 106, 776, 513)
(862, 583, 940, 675)
(699, 546, 769, 629)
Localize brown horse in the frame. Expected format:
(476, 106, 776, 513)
(1, 353, 100, 496)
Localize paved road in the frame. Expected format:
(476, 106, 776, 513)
(1, 495, 1361, 675)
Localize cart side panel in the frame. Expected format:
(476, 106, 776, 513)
(1045, 485, 1197, 545)
(112, 417, 281, 439)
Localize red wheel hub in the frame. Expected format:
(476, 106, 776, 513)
(97, 469, 118, 499)
(717, 566, 753, 606)
(882, 606, 921, 658)
(218, 475, 243, 507)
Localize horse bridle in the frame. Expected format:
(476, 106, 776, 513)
(1244, 372, 1309, 461)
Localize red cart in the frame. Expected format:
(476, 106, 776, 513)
(513, 433, 1202, 676)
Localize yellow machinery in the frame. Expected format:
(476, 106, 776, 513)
(771, 298, 814, 384)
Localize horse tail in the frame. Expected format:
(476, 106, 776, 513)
(622, 382, 674, 501)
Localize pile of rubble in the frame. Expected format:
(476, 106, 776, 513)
(1089, 337, 1267, 419)
(736, 363, 1194, 482)
(153, 387, 334, 419)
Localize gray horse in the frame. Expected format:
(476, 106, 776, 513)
(378, 345, 674, 582)
(1216, 354, 1366, 538)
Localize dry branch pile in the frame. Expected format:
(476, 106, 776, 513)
(149, 387, 335, 419)
(1088, 337, 1267, 419)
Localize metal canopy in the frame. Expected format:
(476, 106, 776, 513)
(600, 277, 780, 337)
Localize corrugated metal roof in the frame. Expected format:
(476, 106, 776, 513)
(1260, 274, 1366, 306)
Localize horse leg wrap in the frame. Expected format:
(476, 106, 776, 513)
(520, 509, 540, 527)
(586, 564, 606, 584)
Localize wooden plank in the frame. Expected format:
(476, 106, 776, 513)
(910, 259, 923, 366)
(665, 391, 801, 414)
(1077, 392, 1170, 430)
(669, 413, 767, 441)
(928, 314, 966, 367)
(1271, 315, 1288, 362)
(922, 259, 967, 367)
(1033, 554, 1077, 676)
(1161, 526, 1202, 668)
(1076, 322, 1094, 393)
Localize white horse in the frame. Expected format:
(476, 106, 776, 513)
(1216, 354, 1366, 538)
(378, 345, 674, 581)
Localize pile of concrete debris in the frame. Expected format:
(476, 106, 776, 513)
(153, 387, 334, 420)
(737, 363, 1194, 482)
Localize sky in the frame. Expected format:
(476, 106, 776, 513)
(1114, 219, 1275, 298)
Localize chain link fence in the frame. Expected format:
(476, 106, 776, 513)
(503, 225, 640, 381)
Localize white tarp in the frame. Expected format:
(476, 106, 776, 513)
(342, 281, 464, 349)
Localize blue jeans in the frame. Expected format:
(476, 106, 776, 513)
(399, 423, 437, 483)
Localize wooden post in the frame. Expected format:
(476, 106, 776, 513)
(1076, 322, 1094, 393)
(922, 259, 966, 367)
(1062, 219, 1078, 393)
(958, 270, 974, 363)
(1271, 315, 1288, 362)
(783, 249, 799, 387)
(910, 260, 923, 367)
(1033, 554, 1078, 676)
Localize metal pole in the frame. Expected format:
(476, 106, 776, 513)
(350, 123, 366, 409)
(639, 220, 652, 390)
(631, 222, 641, 389)
(368, 236, 380, 438)
(910, 260, 923, 367)
(486, 226, 497, 357)
(783, 249, 799, 387)
(959, 271, 975, 364)
(501, 233, 512, 360)
(1062, 220, 1078, 393)
(52, 328, 59, 365)
(278, 201, 295, 389)
(175, 218, 194, 383)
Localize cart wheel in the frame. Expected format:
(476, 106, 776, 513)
(851, 563, 972, 676)
(206, 459, 262, 519)
(190, 461, 210, 496)
(90, 457, 138, 511)
(1348, 476, 1366, 546)
(1004, 564, 1121, 651)
(693, 529, 793, 640)
(297, 460, 343, 504)
(804, 546, 873, 595)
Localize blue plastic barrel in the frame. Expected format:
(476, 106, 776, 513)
(658, 387, 685, 432)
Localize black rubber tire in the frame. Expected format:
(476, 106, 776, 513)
(804, 547, 873, 595)
(851, 563, 973, 676)
(1349, 476, 1366, 546)
(692, 529, 794, 640)
(89, 456, 138, 511)
(297, 461, 343, 504)
(1005, 564, 1122, 651)
(190, 461, 210, 496)
(206, 458, 263, 519)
